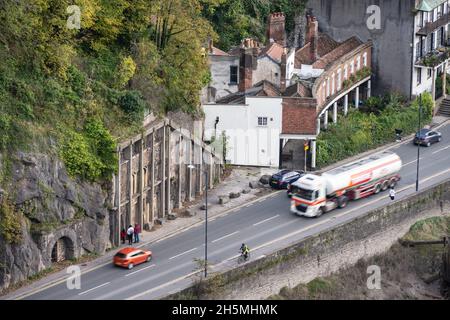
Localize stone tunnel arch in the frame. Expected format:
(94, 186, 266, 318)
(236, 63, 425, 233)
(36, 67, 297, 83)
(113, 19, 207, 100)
(51, 236, 75, 263)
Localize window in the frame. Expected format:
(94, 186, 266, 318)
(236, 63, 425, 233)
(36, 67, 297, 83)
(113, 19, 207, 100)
(230, 66, 238, 84)
(350, 61, 355, 74)
(356, 56, 361, 70)
(428, 68, 432, 79)
(257, 117, 268, 126)
(331, 73, 335, 95)
(326, 78, 330, 96)
(337, 69, 342, 91)
(344, 65, 348, 79)
(363, 52, 368, 67)
(417, 67, 422, 85)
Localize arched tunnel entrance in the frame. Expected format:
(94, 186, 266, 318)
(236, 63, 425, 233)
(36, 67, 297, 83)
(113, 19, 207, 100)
(51, 236, 75, 263)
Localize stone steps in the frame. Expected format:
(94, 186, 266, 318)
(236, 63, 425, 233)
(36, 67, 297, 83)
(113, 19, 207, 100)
(438, 99, 450, 117)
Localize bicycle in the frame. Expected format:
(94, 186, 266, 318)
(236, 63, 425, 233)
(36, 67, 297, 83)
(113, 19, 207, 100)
(237, 251, 250, 264)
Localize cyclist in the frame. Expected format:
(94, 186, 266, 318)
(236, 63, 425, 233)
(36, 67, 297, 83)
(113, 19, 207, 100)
(240, 243, 250, 260)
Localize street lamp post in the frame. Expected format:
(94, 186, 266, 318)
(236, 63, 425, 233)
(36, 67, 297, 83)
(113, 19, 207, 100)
(416, 94, 422, 192)
(188, 164, 208, 278)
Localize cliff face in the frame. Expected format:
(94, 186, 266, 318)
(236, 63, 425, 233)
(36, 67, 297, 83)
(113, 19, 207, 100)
(0, 151, 112, 291)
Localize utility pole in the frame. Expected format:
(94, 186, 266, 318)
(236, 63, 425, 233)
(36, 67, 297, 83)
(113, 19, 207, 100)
(204, 170, 208, 278)
(416, 94, 422, 192)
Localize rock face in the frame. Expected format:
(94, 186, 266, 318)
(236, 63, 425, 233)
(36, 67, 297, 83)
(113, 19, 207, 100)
(0, 152, 112, 291)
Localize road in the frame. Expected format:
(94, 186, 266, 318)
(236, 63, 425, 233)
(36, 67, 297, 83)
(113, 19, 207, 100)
(18, 122, 450, 300)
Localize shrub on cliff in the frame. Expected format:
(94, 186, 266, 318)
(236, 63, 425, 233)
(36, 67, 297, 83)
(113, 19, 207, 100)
(60, 119, 118, 182)
(0, 198, 23, 244)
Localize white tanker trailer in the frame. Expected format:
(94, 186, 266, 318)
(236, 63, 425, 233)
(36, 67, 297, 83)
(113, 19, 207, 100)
(290, 151, 402, 217)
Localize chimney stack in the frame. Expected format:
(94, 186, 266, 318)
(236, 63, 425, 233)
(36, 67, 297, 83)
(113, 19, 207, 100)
(307, 16, 319, 62)
(239, 39, 259, 92)
(267, 13, 286, 46)
(280, 49, 287, 93)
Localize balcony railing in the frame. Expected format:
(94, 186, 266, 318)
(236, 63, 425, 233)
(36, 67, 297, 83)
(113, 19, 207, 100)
(417, 12, 450, 36)
(416, 46, 450, 67)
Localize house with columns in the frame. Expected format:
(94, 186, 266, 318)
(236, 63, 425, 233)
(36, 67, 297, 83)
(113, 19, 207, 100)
(203, 13, 373, 170)
(309, 0, 450, 110)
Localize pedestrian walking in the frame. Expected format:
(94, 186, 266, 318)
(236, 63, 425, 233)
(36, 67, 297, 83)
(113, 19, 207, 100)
(389, 187, 396, 201)
(120, 228, 126, 244)
(134, 223, 141, 243)
(127, 225, 134, 245)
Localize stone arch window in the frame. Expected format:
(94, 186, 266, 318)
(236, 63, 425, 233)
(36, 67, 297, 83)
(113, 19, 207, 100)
(143, 167, 148, 188)
(331, 73, 335, 95)
(326, 78, 330, 97)
(51, 236, 75, 263)
(337, 69, 342, 91)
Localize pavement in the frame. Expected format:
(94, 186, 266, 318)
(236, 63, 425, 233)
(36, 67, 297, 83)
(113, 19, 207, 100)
(3, 116, 450, 300)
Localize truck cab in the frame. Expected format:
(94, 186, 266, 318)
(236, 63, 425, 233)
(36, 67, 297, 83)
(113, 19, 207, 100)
(290, 174, 327, 217)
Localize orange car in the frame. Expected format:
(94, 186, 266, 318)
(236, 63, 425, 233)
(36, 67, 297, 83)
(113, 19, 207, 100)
(113, 247, 152, 269)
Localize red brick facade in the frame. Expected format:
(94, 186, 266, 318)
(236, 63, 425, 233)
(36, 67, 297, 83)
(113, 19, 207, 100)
(282, 98, 318, 135)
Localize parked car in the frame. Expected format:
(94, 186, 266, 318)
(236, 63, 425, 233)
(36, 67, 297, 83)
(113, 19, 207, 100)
(413, 129, 442, 147)
(269, 170, 305, 189)
(113, 247, 152, 269)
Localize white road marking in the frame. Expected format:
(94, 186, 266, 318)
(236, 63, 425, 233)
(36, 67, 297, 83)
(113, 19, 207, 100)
(403, 158, 422, 167)
(212, 231, 239, 243)
(224, 218, 332, 263)
(432, 145, 450, 154)
(126, 271, 198, 300)
(253, 215, 280, 226)
(124, 264, 156, 277)
(169, 248, 198, 260)
(78, 282, 110, 296)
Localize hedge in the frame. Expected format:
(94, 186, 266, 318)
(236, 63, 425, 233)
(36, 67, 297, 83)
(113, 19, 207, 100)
(316, 92, 434, 168)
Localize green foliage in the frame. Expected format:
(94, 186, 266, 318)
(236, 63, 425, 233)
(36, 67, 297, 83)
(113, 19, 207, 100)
(60, 119, 118, 182)
(317, 92, 434, 168)
(202, 0, 306, 51)
(0, 198, 23, 244)
(117, 91, 147, 122)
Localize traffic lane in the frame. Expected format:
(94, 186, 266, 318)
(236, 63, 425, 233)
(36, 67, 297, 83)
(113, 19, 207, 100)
(22, 123, 450, 300)
(22, 191, 286, 299)
(73, 203, 320, 299)
(98, 126, 450, 300)
(389, 123, 450, 160)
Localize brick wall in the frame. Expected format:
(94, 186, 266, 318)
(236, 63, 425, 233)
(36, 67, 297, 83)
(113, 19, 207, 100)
(282, 97, 318, 135)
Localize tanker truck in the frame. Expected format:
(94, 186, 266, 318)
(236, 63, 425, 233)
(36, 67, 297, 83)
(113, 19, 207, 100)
(290, 151, 402, 217)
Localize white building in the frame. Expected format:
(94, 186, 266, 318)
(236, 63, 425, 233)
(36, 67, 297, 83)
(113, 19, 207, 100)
(204, 92, 283, 168)
(412, 0, 450, 101)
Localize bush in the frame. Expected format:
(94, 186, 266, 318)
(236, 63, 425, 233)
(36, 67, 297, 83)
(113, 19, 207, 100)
(117, 90, 147, 122)
(0, 198, 23, 244)
(60, 119, 118, 181)
(317, 92, 433, 168)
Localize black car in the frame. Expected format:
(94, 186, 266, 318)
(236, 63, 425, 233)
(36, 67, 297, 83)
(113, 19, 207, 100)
(413, 129, 442, 147)
(269, 170, 305, 189)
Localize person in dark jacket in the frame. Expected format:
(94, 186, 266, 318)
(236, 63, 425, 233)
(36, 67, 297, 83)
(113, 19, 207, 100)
(120, 228, 126, 244)
(127, 225, 134, 245)
(134, 223, 141, 243)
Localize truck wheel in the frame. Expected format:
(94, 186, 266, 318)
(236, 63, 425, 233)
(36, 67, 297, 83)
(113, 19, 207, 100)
(381, 181, 389, 191)
(374, 184, 381, 194)
(389, 179, 397, 189)
(315, 208, 324, 218)
(337, 196, 348, 209)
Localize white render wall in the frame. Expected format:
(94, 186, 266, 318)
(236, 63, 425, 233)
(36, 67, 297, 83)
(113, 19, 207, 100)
(203, 97, 283, 167)
(206, 55, 240, 103)
(253, 56, 281, 87)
